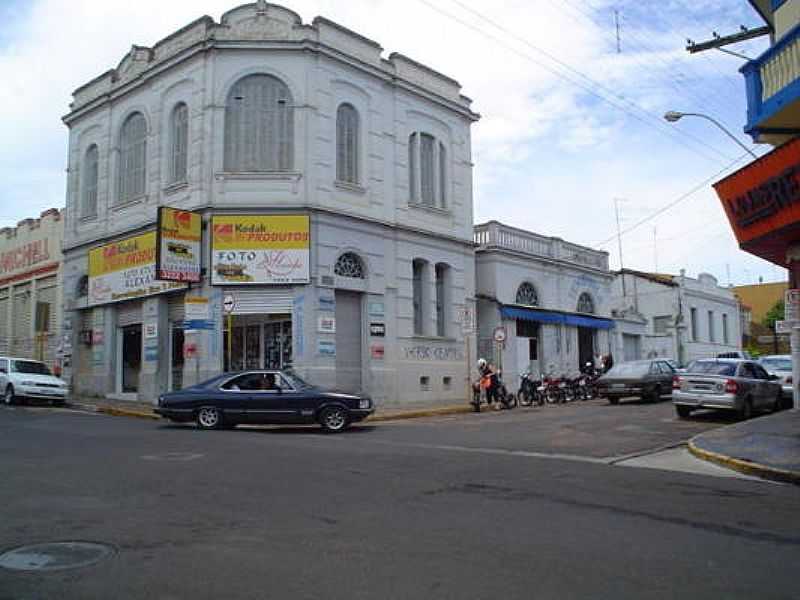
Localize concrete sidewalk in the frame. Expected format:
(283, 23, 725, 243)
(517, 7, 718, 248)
(689, 410, 800, 484)
(66, 396, 476, 423)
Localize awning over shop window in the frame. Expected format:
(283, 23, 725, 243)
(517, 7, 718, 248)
(500, 305, 615, 330)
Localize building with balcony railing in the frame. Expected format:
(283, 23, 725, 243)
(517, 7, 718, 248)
(474, 221, 614, 381)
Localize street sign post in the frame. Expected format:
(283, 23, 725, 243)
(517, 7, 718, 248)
(222, 294, 236, 371)
(222, 294, 236, 314)
(786, 290, 800, 412)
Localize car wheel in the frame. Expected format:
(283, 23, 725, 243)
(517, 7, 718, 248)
(650, 385, 662, 403)
(608, 397, 619, 405)
(675, 405, 692, 418)
(197, 406, 222, 430)
(773, 392, 783, 413)
(319, 406, 349, 433)
(740, 397, 754, 420)
(4, 386, 15, 406)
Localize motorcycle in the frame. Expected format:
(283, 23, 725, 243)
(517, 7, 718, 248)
(472, 370, 516, 411)
(518, 372, 544, 407)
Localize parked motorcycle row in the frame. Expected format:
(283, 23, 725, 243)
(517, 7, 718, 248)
(471, 363, 603, 412)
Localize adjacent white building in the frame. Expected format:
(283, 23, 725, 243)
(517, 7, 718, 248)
(610, 269, 742, 364)
(474, 221, 615, 384)
(61, 2, 479, 405)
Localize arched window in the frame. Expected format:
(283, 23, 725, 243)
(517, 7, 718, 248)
(408, 132, 447, 208)
(81, 145, 99, 219)
(334, 252, 365, 279)
(336, 103, 359, 184)
(224, 74, 294, 172)
(169, 103, 188, 184)
(577, 292, 595, 314)
(516, 282, 539, 306)
(412, 259, 428, 335)
(435, 263, 450, 337)
(118, 112, 147, 204)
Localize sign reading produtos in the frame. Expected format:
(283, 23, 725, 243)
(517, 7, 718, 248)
(211, 215, 310, 285)
(156, 207, 202, 282)
(88, 231, 186, 306)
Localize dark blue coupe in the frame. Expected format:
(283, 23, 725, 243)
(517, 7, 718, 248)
(155, 370, 373, 433)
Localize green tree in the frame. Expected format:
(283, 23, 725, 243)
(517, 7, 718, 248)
(764, 299, 785, 330)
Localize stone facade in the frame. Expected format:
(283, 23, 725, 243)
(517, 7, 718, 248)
(61, 2, 478, 405)
(0, 209, 64, 369)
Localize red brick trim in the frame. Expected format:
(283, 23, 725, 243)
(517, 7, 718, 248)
(0, 262, 60, 287)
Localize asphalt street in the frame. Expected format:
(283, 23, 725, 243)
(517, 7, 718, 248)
(1, 399, 798, 600)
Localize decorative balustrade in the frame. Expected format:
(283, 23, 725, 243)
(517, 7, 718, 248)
(474, 222, 608, 270)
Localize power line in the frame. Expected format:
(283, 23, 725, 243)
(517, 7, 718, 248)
(593, 152, 750, 247)
(415, 0, 736, 164)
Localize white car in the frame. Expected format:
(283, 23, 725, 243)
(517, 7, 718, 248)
(759, 355, 793, 407)
(0, 357, 69, 406)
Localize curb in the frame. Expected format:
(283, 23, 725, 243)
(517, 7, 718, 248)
(687, 438, 800, 485)
(367, 405, 474, 422)
(68, 402, 159, 421)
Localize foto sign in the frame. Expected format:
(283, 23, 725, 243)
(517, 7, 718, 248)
(88, 231, 186, 307)
(211, 215, 310, 285)
(156, 207, 202, 282)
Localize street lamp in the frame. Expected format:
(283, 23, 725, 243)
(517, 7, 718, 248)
(663, 111, 758, 159)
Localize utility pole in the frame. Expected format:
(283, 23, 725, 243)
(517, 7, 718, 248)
(615, 198, 626, 297)
(614, 10, 621, 54)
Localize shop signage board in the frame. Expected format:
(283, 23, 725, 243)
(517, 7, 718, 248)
(185, 296, 210, 321)
(88, 231, 186, 307)
(775, 320, 795, 335)
(155, 207, 202, 282)
(210, 215, 310, 285)
(785, 289, 800, 322)
(318, 315, 336, 333)
(369, 323, 386, 337)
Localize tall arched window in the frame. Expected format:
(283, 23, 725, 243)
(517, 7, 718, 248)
(334, 252, 365, 279)
(516, 282, 539, 306)
(224, 74, 294, 172)
(412, 259, 428, 335)
(118, 112, 147, 204)
(435, 263, 450, 337)
(81, 144, 99, 219)
(169, 103, 188, 184)
(408, 132, 447, 208)
(577, 293, 595, 314)
(336, 103, 359, 184)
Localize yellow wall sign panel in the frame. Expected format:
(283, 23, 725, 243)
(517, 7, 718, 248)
(88, 231, 186, 306)
(211, 215, 310, 285)
(156, 207, 202, 282)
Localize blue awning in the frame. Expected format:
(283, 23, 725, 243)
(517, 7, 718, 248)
(500, 306, 615, 330)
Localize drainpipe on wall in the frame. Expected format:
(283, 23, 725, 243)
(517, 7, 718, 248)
(677, 269, 687, 366)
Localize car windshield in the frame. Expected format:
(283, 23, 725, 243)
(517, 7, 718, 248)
(606, 363, 650, 377)
(686, 361, 737, 376)
(12, 360, 52, 375)
(761, 358, 791, 371)
(283, 371, 314, 390)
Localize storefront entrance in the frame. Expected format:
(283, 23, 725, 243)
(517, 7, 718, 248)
(515, 319, 541, 377)
(119, 324, 142, 393)
(224, 315, 292, 372)
(170, 326, 184, 391)
(578, 327, 595, 371)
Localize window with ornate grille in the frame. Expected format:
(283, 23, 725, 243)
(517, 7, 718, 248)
(169, 103, 188, 184)
(81, 144, 99, 218)
(577, 293, 595, 314)
(336, 103, 359, 184)
(118, 113, 147, 204)
(224, 74, 294, 172)
(334, 252, 365, 279)
(516, 282, 539, 306)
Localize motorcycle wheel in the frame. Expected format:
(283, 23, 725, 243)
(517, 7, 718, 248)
(519, 389, 532, 407)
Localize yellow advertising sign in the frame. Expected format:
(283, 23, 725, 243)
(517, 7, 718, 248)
(88, 231, 185, 306)
(211, 215, 310, 250)
(89, 231, 157, 278)
(211, 215, 310, 285)
(156, 207, 202, 282)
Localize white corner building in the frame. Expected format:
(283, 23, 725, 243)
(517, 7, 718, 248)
(61, 2, 479, 404)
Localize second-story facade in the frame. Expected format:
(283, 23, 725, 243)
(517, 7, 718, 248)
(61, 2, 479, 405)
(474, 221, 615, 382)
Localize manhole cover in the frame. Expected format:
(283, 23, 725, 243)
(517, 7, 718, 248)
(0, 542, 115, 572)
(140, 452, 204, 462)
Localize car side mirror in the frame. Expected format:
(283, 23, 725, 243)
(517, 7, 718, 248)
(769, 374, 779, 381)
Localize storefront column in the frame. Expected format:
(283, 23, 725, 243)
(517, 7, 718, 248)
(140, 296, 168, 402)
(786, 244, 800, 410)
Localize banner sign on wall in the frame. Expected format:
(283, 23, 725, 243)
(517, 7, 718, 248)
(155, 207, 202, 282)
(88, 231, 186, 307)
(211, 215, 310, 285)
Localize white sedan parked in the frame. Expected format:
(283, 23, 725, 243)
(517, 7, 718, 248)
(0, 357, 69, 406)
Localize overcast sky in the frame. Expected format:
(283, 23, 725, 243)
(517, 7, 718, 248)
(0, 0, 786, 285)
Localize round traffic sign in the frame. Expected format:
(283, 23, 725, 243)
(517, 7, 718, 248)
(493, 326, 507, 343)
(222, 294, 236, 314)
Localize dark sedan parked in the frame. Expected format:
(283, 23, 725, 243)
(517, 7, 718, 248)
(597, 359, 675, 405)
(154, 370, 373, 433)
